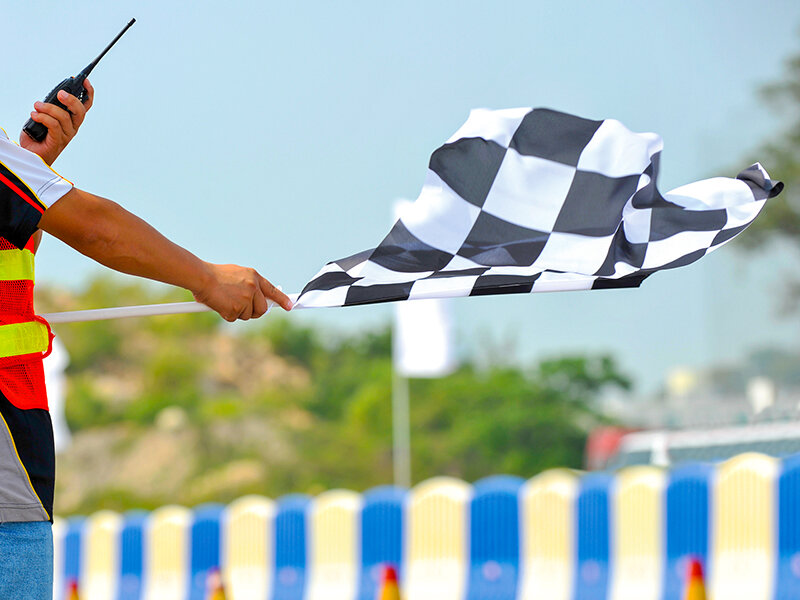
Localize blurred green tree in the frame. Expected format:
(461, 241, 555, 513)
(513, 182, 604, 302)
(271, 318, 629, 490)
(738, 47, 800, 251)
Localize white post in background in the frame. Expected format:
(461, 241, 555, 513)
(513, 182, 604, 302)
(44, 338, 71, 453)
(391, 369, 411, 489)
(391, 199, 457, 488)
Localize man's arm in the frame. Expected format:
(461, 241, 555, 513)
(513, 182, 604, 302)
(18, 80, 290, 320)
(38, 187, 292, 321)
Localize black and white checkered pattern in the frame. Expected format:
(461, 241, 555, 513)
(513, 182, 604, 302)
(297, 108, 783, 309)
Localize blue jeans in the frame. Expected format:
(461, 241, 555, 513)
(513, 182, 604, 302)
(0, 521, 53, 600)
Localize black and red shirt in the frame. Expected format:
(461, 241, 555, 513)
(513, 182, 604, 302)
(0, 128, 73, 522)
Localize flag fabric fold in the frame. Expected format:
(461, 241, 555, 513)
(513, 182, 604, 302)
(296, 107, 783, 309)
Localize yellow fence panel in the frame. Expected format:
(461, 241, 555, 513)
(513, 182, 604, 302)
(609, 466, 665, 600)
(223, 495, 275, 600)
(709, 453, 777, 600)
(142, 505, 190, 600)
(305, 489, 362, 600)
(81, 510, 122, 600)
(519, 469, 579, 600)
(405, 476, 471, 600)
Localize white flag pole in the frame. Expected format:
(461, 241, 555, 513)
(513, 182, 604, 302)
(42, 293, 302, 324)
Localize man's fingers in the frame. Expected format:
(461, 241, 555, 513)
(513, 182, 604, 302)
(259, 275, 293, 311)
(57, 90, 87, 129)
(33, 101, 75, 137)
(83, 79, 95, 110)
(29, 111, 64, 139)
(238, 301, 254, 321)
(251, 291, 269, 319)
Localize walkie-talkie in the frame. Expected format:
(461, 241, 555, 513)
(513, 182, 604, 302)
(22, 18, 136, 143)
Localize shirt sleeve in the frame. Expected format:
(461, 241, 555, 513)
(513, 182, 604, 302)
(0, 128, 74, 249)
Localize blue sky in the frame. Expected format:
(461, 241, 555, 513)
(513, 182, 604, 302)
(3, 1, 800, 391)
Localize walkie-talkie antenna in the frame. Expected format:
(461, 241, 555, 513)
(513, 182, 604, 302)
(79, 18, 136, 78)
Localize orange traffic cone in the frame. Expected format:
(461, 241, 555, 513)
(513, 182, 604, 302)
(683, 557, 707, 600)
(66, 579, 80, 600)
(206, 567, 227, 600)
(378, 565, 401, 600)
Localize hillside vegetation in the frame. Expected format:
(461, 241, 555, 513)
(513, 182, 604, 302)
(36, 277, 629, 515)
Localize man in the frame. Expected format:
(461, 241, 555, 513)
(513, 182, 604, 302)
(0, 80, 291, 599)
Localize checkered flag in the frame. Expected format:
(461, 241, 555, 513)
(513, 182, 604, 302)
(297, 108, 783, 309)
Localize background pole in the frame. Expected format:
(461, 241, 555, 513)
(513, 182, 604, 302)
(392, 370, 412, 489)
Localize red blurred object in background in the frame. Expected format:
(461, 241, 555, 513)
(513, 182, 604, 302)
(584, 426, 639, 470)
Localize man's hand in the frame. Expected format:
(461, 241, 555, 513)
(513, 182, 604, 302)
(192, 263, 293, 321)
(20, 79, 94, 166)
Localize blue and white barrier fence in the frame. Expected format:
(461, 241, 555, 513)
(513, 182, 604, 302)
(53, 452, 800, 599)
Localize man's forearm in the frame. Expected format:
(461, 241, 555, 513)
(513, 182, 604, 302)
(38, 188, 211, 294)
(38, 187, 291, 320)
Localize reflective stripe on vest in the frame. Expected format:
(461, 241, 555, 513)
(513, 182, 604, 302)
(0, 246, 48, 358)
(0, 321, 49, 357)
(0, 248, 35, 282)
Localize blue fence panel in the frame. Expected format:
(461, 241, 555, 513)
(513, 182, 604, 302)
(662, 462, 712, 600)
(117, 511, 147, 600)
(56, 516, 85, 600)
(574, 472, 612, 600)
(271, 494, 311, 600)
(776, 453, 800, 599)
(358, 485, 406, 600)
(466, 475, 523, 600)
(187, 504, 225, 600)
